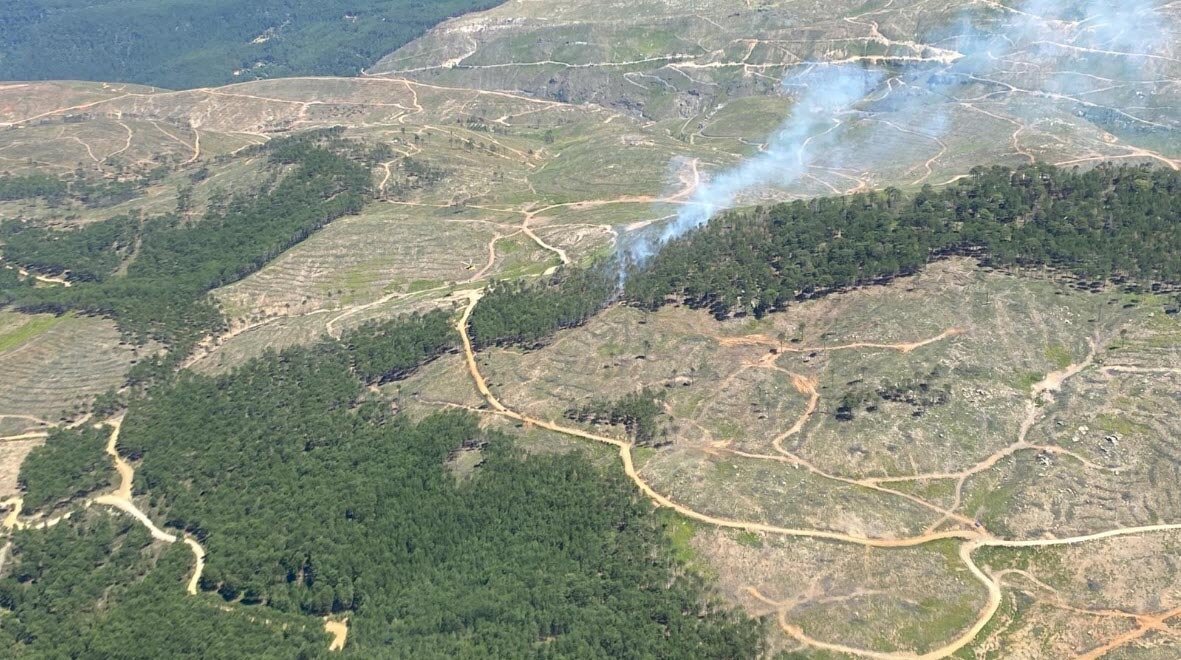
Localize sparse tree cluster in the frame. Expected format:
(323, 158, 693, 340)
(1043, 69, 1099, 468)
(383, 156, 448, 199)
(1, 137, 373, 357)
(0, 170, 164, 209)
(0, 173, 67, 203)
(835, 370, 951, 422)
(564, 387, 668, 445)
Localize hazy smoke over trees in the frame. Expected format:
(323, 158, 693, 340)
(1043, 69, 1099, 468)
(620, 0, 1176, 268)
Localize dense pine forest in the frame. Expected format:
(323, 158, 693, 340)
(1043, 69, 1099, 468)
(4, 155, 1180, 656)
(469, 266, 616, 349)
(0, 516, 329, 658)
(109, 333, 761, 655)
(0, 0, 505, 89)
(625, 164, 1181, 317)
(346, 309, 458, 384)
(17, 426, 115, 513)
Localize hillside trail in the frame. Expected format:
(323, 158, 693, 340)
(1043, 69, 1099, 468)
(521, 157, 702, 265)
(182, 308, 336, 369)
(208, 160, 699, 345)
(716, 327, 964, 354)
(0, 413, 55, 427)
(698, 346, 977, 528)
(1100, 365, 1181, 376)
(90, 417, 207, 590)
(923, 337, 1103, 531)
(102, 416, 134, 501)
(1, 415, 357, 649)
(749, 539, 1002, 660)
(0, 432, 50, 442)
(456, 291, 977, 546)
(194, 155, 701, 350)
(2, 417, 209, 592)
(455, 292, 1181, 658)
(1075, 604, 1181, 659)
(14, 267, 73, 287)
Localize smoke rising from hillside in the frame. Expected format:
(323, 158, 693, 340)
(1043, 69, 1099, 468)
(620, 0, 1174, 270)
(622, 65, 882, 264)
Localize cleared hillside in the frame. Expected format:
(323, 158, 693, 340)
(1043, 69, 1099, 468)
(2, 0, 1181, 657)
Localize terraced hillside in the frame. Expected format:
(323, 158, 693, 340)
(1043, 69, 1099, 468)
(1, 0, 1180, 657)
(397, 259, 1181, 657)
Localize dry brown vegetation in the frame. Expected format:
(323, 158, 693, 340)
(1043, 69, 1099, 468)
(395, 259, 1181, 657)
(0, 0, 1179, 655)
(0, 313, 141, 421)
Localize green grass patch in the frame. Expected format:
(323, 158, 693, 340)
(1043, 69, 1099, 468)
(1092, 412, 1150, 437)
(498, 259, 555, 280)
(963, 477, 1021, 537)
(1015, 371, 1045, 393)
(733, 530, 763, 549)
(334, 264, 376, 304)
(498, 239, 522, 255)
(595, 341, 623, 357)
(0, 313, 65, 353)
(873, 477, 956, 507)
(713, 420, 747, 441)
(893, 594, 979, 653)
(659, 509, 700, 566)
(1120, 292, 1166, 306)
(713, 461, 739, 478)
(407, 279, 442, 293)
(740, 316, 775, 334)
(1044, 343, 1073, 369)
(585, 241, 619, 265)
(632, 445, 656, 466)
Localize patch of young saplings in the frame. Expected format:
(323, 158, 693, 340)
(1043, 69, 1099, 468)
(835, 367, 951, 422)
(564, 386, 670, 446)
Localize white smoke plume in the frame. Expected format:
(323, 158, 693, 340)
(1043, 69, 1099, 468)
(622, 65, 882, 265)
(619, 0, 1176, 271)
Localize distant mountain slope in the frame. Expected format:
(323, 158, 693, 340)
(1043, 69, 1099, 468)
(0, 0, 505, 89)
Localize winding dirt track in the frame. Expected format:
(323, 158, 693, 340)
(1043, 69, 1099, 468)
(454, 292, 1181, 658)
(92, 418, 209, 590)
(0, 284, 1168, 657)
(0, 412, 355, 648)
(3, 420, 210, 593)
(89, 420, 210, 595)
